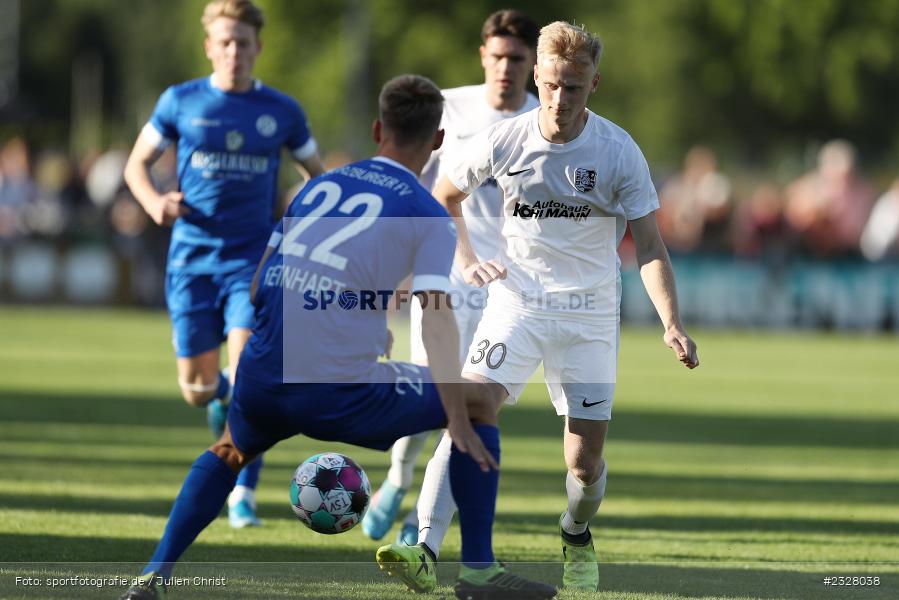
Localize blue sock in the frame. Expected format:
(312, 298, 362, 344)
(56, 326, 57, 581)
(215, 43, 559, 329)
(215, 373, 230, 402)
(144, 450, 236, 578)
(236, 454, 263, 488)
(449, 424, 500, 568)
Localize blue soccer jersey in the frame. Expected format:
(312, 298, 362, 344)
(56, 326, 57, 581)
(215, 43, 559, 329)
(240, 157, 457, 386)
(144, 76, 318, 274)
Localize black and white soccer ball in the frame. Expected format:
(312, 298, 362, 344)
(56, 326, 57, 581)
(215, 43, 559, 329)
(289, 452, 371, 534)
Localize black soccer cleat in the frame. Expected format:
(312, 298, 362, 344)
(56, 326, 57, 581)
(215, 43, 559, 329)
(454, 569, 557, 600)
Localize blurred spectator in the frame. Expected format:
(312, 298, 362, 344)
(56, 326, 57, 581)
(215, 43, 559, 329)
(25, 151, 73, 237)
(657, 145, 733, 254)
(860, 178, 899, 261)
(733, 182, 792, 265)
(86, 148, 129, 209)
(0, 136, 36, 242)
(784, 140, 874, 258)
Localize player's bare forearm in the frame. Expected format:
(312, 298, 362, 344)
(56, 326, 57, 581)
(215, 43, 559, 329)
(630, 212, 699, 368)
(638, 253, 681, 331)
(124, 141, 163, 213)
(432, 176, 478, 269)
(432, 175, 507, 286)
(296, 153, 326, 180)
(124, 135, 188, 226)
(420, 297, 497, 471)
(419, 295, 467, 421)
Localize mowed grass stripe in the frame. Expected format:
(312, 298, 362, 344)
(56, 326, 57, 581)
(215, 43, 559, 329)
(1, 307, 897, 599)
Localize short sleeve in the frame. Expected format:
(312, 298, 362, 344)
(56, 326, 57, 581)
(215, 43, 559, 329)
(284, 100, 318, 162)
(145, 87, 179, 150)
(411, 208, 457, 293)
(616, 137, 660, 221)
(266, 218, 285, 249)
(444, 129, 494, 196)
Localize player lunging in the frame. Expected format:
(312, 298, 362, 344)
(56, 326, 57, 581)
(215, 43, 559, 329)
(118, 75, 556, 600)
(410, 21, 699, 592)
(363, 9, 540, 548)
(123, 0, 325, 528)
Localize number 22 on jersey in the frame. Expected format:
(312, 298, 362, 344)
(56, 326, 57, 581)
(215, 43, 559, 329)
(279, 181, 383, 271)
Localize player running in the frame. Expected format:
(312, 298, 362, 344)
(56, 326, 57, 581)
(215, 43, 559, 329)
(421, 21, 699, 592)
(123, 0, 325, 528)
(362, 9, 541, 548)
(118, 75, 557, 600)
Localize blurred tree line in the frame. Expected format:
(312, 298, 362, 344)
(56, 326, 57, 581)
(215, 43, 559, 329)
(7, 0, 899, 172)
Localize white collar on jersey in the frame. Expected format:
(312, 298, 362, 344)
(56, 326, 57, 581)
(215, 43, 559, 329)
(372, 156, 416, 178)
(209, 74, 262, 92)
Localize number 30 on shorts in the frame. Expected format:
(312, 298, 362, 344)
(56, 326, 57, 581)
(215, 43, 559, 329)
(470, 339, 507, 369)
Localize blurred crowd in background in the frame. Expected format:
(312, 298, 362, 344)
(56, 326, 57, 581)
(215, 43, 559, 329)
(651, 140, 899, 264)
(3, 133, 899, 301)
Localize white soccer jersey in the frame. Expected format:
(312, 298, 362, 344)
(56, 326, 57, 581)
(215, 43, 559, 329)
(421, 85, 539, 283)
(446, 108, 659, 319)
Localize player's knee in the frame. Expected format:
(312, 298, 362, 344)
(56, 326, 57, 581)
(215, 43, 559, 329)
(180, 388, 213, 407)
(569, 459, 603, 485)
(210, 439, 253, 474)
(178, 378, 218, 406)
(464, 382, 497, 425)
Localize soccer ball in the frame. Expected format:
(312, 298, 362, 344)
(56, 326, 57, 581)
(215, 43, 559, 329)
(289, 452, 371, 534)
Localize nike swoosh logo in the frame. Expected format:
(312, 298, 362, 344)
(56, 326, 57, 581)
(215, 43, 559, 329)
(582, 398, 608, 408)
(507, 168, 534, 176)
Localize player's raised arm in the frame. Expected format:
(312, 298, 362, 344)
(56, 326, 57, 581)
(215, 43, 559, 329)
(124, 130, 189, 227)
(432, 174, 507, 287)
(629, 212, 699, 369)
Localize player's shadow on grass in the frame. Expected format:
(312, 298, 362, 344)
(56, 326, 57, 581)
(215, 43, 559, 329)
(498, 468, 899, 506)
(501, 405, 899, 449)
(0, 532, 393, 564)
(4, 389, 899, 450)
(0, 490, 315, 522)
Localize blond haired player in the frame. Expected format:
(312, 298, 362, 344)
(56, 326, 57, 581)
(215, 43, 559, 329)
(124, 0, 324, 528)
(423, 21, 699, 591)
(363, 9, 540, 547)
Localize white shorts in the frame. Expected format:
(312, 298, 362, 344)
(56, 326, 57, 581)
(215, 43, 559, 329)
(462, 302, 618, 421)
(410, 286, 487, 366)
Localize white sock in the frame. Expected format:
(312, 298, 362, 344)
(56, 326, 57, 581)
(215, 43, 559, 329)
(417, 431, 457, 557)
(387, 430, 432, 489)
(562, 459, 607, 536)
(228, 485, 256, 509)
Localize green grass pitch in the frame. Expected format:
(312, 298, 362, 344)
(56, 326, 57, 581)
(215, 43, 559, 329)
(0, 306, 897, 599)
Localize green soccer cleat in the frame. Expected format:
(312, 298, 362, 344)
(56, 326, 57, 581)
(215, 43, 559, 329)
(559, 514, 599, 591)
(376, 542, 437, 593)
(454, 562, 557, 600)
(118, 572, 166, 599)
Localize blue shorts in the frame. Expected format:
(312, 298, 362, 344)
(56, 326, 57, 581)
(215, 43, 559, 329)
(228, 362, 447, 455)
(165, 266, 257, 358)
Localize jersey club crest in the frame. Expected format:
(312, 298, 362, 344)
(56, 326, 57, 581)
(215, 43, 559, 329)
(225, 130, 244, 151)
(573, 168, 597, 192)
